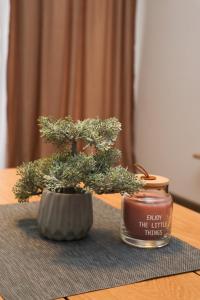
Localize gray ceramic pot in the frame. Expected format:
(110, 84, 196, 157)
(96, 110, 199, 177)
(37, 190, 93, 241)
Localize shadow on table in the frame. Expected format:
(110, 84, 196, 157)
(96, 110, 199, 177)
(16, 217, 185, 271)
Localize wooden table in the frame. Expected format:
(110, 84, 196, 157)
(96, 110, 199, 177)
(0, 169, 200, 300)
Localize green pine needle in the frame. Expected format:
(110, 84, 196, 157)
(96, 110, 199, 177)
(13, 116, 143, 202)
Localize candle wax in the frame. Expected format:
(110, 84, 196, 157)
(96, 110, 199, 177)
(123, 191, 173, 240)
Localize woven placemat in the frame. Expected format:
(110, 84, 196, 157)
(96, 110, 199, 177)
(0, 198, 200, 300)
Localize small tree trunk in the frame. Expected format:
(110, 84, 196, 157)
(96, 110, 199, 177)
(71, 140, 77, 156)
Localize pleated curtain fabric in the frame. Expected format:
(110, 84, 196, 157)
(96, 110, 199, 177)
(7, 0, 136, 169)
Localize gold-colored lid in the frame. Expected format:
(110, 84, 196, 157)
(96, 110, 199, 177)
(136, 174, 169, 188)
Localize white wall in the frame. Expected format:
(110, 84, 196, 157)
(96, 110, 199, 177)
(135, 0, 200, 204)
(0, 0, 10, 168)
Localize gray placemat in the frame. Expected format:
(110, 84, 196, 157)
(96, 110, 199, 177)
(0, 198, 200, 300)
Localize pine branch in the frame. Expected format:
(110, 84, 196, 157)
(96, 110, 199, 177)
(14, 116, 143, 201)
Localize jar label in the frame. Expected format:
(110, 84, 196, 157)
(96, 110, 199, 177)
(123, 196, 172, 240)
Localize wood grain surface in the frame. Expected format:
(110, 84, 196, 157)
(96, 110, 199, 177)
(69, 273, 200, 300)
(0, 169, 199, 300)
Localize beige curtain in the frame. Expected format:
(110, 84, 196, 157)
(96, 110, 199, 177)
(7, 0, 136, 169)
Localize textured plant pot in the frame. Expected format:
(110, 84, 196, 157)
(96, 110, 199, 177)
(37, 190, 93, 241)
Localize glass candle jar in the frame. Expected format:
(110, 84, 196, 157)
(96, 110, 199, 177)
(120, 174, 173, 248)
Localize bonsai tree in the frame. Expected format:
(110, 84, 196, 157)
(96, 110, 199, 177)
(13, 116, 143, 202)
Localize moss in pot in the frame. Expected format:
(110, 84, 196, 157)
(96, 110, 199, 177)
(13, 116, 142, 240)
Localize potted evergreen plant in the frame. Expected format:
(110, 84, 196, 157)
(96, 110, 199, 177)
(13, 116, 142, 241)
